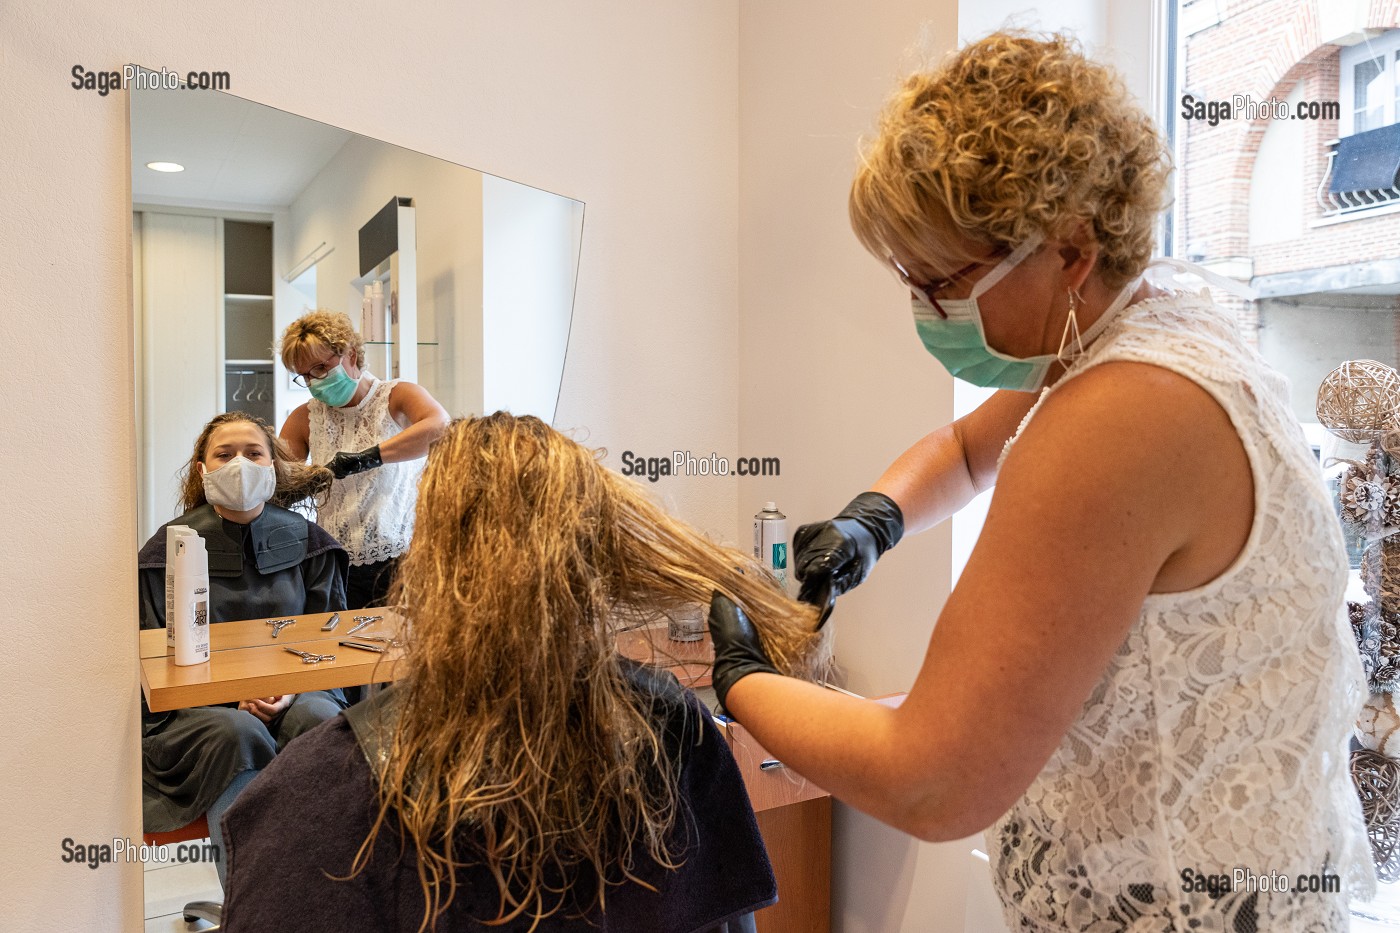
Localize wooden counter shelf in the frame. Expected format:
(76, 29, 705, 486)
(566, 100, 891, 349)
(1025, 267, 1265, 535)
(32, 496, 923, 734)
(139, 608, 402, 712)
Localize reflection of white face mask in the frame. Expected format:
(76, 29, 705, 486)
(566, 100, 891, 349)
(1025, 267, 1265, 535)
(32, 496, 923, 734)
(201, 455, 276, 512)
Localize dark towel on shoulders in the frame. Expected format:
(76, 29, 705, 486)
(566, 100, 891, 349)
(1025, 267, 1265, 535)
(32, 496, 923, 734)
(138, 503, 344, 573)
(221, 669, 777, 932)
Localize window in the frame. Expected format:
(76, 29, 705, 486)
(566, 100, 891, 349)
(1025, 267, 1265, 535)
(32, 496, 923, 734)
(1340, 30, 1400, 136)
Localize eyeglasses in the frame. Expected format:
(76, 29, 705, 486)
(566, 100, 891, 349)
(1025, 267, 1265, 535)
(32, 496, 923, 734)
(290, 354, 342, 389)
(890, 255, 1002, 319)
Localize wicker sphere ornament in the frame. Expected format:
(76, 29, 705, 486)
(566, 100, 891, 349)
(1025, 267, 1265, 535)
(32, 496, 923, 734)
(1352, 746, 1400, 881)
(1317, 360, 1400, 442)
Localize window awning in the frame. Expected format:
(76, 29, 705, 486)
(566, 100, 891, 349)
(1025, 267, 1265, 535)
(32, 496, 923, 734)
(1330, 122, 1400, 194)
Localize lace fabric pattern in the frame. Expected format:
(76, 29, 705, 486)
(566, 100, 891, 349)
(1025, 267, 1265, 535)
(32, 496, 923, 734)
(991, 292, 1376, 932)
(307, 376, 424, 567)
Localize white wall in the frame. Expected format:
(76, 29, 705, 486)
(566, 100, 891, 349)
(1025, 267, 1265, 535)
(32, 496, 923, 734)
(285, 133, 486, 420)
(482, 173, 579, 422)
(1249, 84, 1307, 247)
(2, 2, 740, 929)
(134, 212, 222, 538)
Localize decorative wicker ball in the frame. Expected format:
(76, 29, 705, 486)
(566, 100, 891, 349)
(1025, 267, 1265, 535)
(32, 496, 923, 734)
(1352, 746, 1400, 881)
(1317, 360, 1400, 442)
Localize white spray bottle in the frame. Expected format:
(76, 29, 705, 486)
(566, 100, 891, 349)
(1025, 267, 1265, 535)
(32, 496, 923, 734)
(164, 525, 195, 650)
(753, 502, 790, 591)
(171, 533, 211, 666)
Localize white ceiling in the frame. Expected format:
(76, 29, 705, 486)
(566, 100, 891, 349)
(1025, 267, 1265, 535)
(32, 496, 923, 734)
(130, 80, 352, 211)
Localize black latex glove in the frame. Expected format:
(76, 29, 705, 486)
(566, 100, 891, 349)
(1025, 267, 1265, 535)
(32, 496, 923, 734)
(793, 491, 904, 623)
(708, 591, 780, 711)
(327, 445, 383, 480)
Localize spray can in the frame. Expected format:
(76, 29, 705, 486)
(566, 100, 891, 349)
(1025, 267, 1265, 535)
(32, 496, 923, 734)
(172, 533, 211, 666)
(164, 525, 196, 650)
(753, 502, 790, 590)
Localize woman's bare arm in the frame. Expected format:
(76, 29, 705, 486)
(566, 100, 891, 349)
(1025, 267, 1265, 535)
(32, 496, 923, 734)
(379, 382, 450, 463)
(871, 389, 1038, 534)
(280, 403, 311, 461)
(725, 362, 1253, 840)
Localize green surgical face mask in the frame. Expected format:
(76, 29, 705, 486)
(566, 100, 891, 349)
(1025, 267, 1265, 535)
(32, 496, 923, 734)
(308, 364, 359, 407)
(909, 232, 1134, 392)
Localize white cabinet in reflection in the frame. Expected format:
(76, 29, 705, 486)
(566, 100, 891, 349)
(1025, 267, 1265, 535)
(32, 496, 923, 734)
(133, 211, 279, 542)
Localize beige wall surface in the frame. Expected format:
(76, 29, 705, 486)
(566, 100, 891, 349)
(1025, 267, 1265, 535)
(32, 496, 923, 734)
(1, 1, 742, 928)
(735, 6, 981, 932)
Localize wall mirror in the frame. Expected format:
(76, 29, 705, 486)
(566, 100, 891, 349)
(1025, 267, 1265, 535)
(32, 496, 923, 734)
(128, 69, 583, 921)
(130, 71, 583, 542)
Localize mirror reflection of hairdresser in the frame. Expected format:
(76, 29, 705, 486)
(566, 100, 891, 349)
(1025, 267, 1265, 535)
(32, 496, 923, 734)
(219, 413, 828, 932)
(708, 31, 1377, 931)
(136, 412, 349, 887)
(278, 310, 450, 609)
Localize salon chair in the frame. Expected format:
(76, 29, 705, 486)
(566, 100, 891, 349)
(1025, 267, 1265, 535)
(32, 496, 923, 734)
(144, 814, 222, 928)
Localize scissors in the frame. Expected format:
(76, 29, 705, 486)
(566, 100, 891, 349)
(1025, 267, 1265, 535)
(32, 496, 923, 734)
(349, 633, 402, 647)
(347, 616, 383, 635)
(283, 646, 335, 664)
(266, 618, 296, 638)
(812, 578, 837, 631)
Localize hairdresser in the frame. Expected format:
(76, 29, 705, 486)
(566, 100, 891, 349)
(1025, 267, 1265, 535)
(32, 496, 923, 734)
(278, 309, 449, 609)
(708, 31, 1373, 930)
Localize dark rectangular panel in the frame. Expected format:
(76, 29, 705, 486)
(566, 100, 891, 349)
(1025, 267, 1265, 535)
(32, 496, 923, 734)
(358, 196, 412, 276)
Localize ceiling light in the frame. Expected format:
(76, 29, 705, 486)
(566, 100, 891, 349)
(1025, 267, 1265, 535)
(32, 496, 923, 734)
(146, 161, 185, 173)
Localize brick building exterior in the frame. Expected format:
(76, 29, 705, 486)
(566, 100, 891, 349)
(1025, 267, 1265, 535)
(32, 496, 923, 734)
(1178, 0, 1400, 424)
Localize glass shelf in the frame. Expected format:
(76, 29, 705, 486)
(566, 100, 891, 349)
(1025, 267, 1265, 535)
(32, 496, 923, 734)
(224, 293, 274, 301)
(225, 358, 273, 365)
(364, 341, 438, 346)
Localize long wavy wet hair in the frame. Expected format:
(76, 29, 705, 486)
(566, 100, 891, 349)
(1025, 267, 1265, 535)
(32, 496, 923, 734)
(176, 411, 332, 514)
(360, 412, 828, 931)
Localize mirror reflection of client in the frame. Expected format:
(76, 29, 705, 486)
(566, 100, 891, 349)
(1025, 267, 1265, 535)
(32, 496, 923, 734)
(137, 412, 349, 886)
(278, 310, 450, 610)
(220, 413, 827, 933)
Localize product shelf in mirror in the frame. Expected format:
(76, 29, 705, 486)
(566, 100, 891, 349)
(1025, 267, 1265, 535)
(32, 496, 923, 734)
(225, 358, 274, 366)
(225, 293, 274, 302)
(364, 341, 438, 347)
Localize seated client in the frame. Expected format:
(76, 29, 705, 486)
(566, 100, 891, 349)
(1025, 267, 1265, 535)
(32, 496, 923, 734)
(220, 412, 827, 932)
(138, 410, 349, 884)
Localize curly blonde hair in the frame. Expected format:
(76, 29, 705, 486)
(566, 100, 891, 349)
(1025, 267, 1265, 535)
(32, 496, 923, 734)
(355, 413, 828, 931)
(850, 31, 1171, 288)
(277, 308, 366, 371)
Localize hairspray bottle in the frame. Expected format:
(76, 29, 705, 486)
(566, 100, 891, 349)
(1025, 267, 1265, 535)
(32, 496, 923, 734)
(164, 525, 195, 650)
(753, 502, 790, 590)
(172, 533, 211, 666)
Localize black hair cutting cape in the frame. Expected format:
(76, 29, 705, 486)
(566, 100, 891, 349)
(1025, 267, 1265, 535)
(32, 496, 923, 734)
(220, 662, 777, 932)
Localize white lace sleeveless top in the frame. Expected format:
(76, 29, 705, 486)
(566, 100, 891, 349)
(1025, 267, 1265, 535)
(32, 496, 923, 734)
(990, 291, 1375, 931)
(308, 375, 423, 566)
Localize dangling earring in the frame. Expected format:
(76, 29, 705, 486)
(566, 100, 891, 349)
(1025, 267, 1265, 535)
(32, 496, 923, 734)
(1056, 288, 1085, 364)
